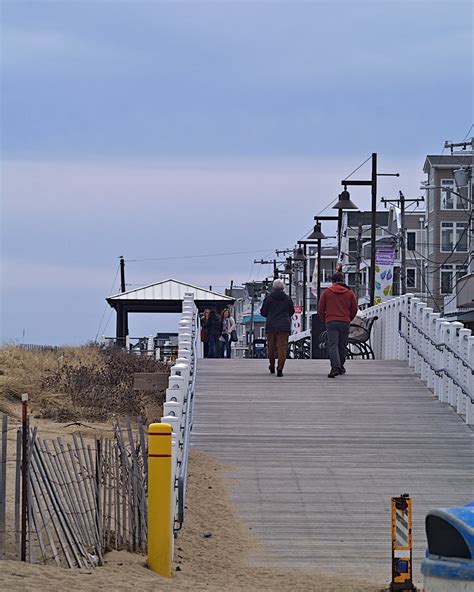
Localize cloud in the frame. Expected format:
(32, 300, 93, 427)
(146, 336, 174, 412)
(2, 155, 423, 216)
(2, 1, 471, 162)
(2, 259, 114, 291)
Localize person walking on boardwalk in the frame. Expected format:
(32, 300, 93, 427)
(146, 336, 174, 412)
(207, 309, 222, 358)
(318, 271, 358, 378)
(260, 278, 295, 377)
(219, 308, 236, 359)
(200, 309, 211, 358)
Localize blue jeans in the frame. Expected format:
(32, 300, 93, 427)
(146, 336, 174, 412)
(220, 336, 231, 358)
(208, 334, 219, 358)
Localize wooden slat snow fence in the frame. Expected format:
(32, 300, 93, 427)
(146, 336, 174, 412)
(0, 415, 148, 567)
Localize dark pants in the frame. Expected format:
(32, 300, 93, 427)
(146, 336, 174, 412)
(208, 334, 219, 358)
(203, 341, 209, 358)
(220, 336, 231, 358)
(326, 321, 350, 370)
(267, 332, 290, 371)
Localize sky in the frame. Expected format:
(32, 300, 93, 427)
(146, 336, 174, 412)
(1, 0, 473, 345)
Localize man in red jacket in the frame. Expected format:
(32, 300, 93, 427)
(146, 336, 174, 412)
(318, 271, 358, 378)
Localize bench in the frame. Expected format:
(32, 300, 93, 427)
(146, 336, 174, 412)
(319, 316, 378, 360)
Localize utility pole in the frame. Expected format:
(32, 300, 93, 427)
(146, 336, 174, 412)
(254, 258, 287, 280)
(400, 191, 406, 295)
(355, 223, 363, 300)
(381, 193, 424, 295)
(249, 296, 255, 358)
(369, 153, 377, 307)
(446, 138, 474, 275)
(118, 256, 128, 344)
(120, 256, 126, 293)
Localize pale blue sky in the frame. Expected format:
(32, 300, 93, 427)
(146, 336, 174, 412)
(1, 0, 472, 344)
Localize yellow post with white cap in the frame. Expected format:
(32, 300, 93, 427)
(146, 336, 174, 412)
(147, 423, 172, 577)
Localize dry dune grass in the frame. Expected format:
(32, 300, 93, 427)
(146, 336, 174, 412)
(0, 345, 168, 422)
(0, 348, 389, 591)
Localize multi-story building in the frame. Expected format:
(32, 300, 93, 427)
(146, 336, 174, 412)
(422, 152, 472, 314)
(303, 209, 427, 321)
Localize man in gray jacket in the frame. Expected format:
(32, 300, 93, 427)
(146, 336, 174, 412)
(260, 279, 295, 377)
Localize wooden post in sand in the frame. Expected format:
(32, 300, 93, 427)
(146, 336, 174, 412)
(147, 423, 172, 577)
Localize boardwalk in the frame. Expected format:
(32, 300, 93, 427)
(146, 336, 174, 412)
(191, 359, 474, 582)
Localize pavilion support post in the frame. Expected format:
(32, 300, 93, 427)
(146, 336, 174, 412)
(115, 304, 128, 348)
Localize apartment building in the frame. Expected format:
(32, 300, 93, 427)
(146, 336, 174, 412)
(346, 209, 426, 303)
(422, 153, 472, 313)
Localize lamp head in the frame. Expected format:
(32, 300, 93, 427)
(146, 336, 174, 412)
(293, 246, 306, 262)
(453, 166, 470, 189)
(283, 258, 293, 274)
(332, 189, 359, 210)
(307, 222, 327, 240)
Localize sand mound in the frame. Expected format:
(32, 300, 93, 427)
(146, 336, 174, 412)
(0, 445, 386, 591)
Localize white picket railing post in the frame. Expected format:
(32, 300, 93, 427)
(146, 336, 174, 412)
(466, 336, 474, 425)
(363, 293, 473, 427)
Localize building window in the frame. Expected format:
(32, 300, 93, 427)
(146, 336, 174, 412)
(406, 268, 416, 288)
(406, 232, 416, 251)
(440, 222, 468, 253)
(440, 179, 465, 210)
(440, 264, 468, 294)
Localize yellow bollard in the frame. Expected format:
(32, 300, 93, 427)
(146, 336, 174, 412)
(148, 423, 172, 577)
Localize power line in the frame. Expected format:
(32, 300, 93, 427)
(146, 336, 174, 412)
(342, 154, 372, 182)
(298, 155, 374, 242)
(94, 264, 120, 341)
(126, 248, 279, 263)
(245, 261, 256, 284)
(411, 253, 441, 312)
(375, 217, 472, 272)
(461, 123, 474, 142)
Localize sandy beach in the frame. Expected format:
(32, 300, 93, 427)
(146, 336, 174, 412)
(1, 442, 386, 592)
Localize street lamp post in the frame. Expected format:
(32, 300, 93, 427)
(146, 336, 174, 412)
(340, 153, 399, 306)
(298, 231, 337, 328)
(312, 215, 339, 298)
(293, 246, 306, 320)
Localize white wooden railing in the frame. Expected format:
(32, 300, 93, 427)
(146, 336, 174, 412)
(364, 294, 474, 426)
(160, 292, 199, 537)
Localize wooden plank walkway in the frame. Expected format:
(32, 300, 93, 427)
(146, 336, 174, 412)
(191, 359, 474, 581)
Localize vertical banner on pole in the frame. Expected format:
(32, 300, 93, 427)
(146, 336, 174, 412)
(311, 262, 318, 297)
(337, 213, 349, 272)
(148, 423, 172, 577)
(374, 248, 396, 305)
(292, 304, 303, 334)
(390, 494, 416, 591)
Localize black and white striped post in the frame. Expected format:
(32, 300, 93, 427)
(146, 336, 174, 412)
(390, 493, 416, 591)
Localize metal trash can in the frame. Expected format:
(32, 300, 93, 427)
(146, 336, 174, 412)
(421, 501, 474, 591)
(310, 313, 327, 359)
(253, 338, 267, 359)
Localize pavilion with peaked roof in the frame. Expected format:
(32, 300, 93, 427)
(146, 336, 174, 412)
(106, 279, 235, 344)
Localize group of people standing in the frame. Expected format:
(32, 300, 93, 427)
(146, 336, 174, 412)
(200, 308, 237, 358)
